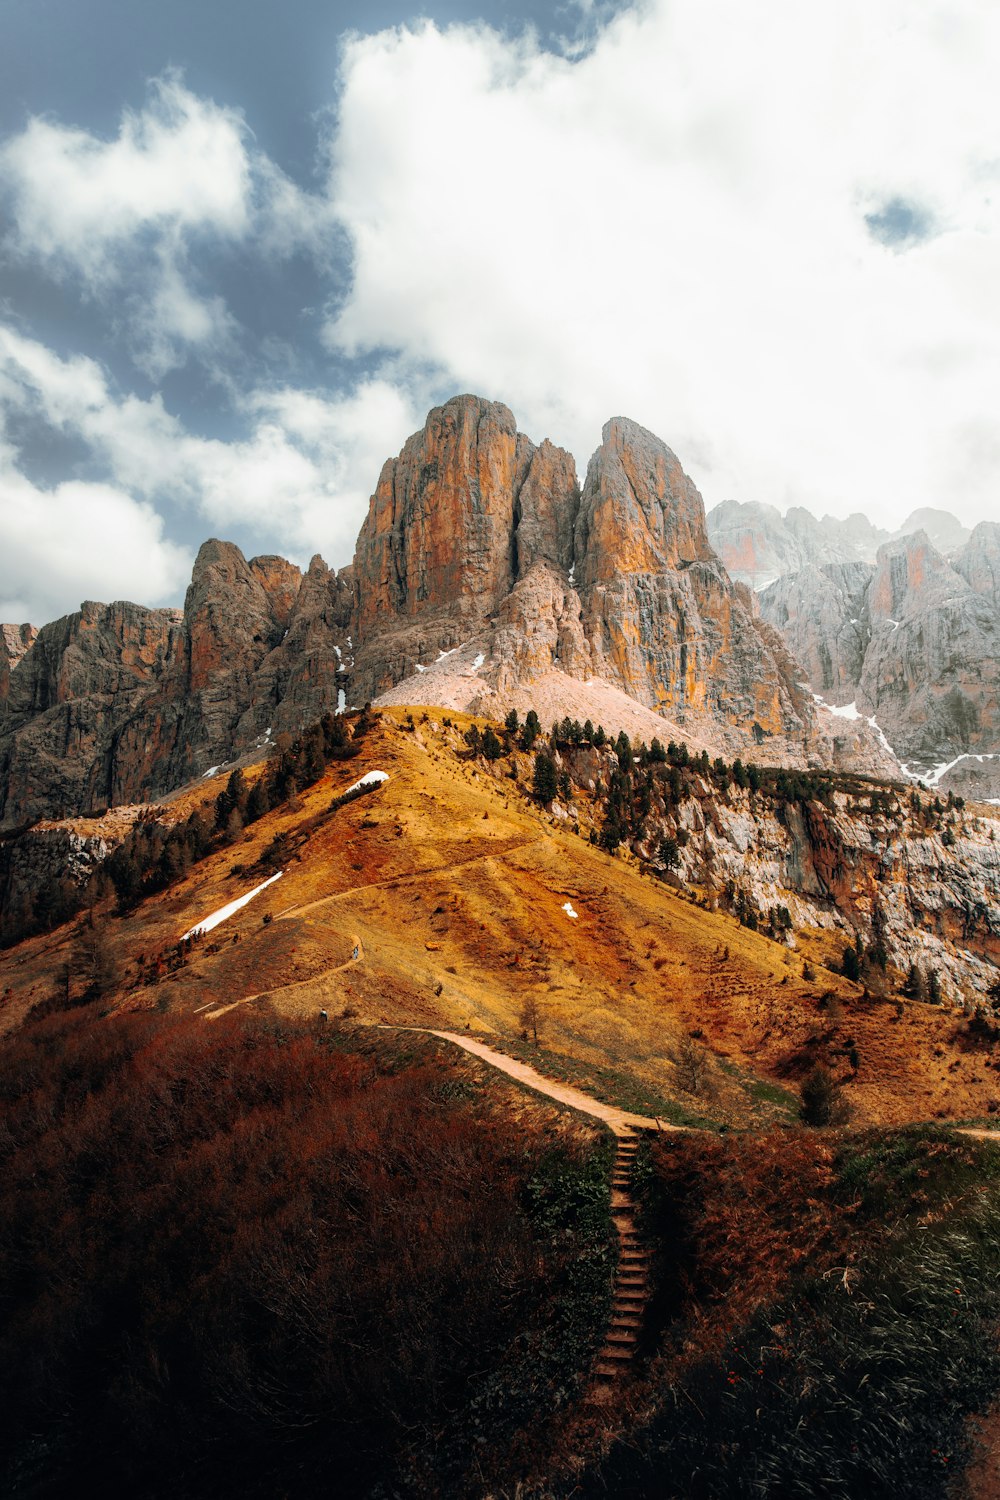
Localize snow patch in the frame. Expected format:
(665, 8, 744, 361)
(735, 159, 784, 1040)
(436, 646, 459, 661)
(415, 663, 426, 673)
(339, 770, 389, 798)
(812, 694, 861, 721)
(337, 688, 346, 714)
(471, 652, 485, 671)
(905, 751, 1000, 789)
(182, 871, 283, 941)
(561, 901, 578, 919)
(568, 564, 576, 587)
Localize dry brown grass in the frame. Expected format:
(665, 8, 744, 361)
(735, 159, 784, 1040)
(1, 708, 995, 1127)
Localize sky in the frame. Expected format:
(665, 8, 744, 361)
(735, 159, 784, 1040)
(0, 0, 997, 625)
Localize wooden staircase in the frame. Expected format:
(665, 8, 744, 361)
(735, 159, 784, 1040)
(593, 1128, 653, 1385)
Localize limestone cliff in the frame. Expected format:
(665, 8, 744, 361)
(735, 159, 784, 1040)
(350, 395, 579, 698)
(0, 544, 354, 828)
(0, 396, 910, 829)
(572, 418, 816, 749)
(760, 532, 1000, 797)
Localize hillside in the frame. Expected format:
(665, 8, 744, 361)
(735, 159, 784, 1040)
(3, 707, 998, 1130)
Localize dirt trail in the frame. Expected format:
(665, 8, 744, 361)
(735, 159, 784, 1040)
(273, 836, 542, 923)
(418, 1029, 682, 1136)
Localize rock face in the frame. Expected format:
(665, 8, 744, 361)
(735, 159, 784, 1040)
(760, 562, 873, 698)
(0, 545, 354, 828)
(350, 396, 579, 697)
(707, 500, 971, 590)
(0, 624, 36, 702)
(0, 601, 183, 827)
(572, 419, 813, 745)
(356, 403, 854, 768)
(0, 395, 905, 830)
(956, 522, 1000, 613)
(761, 531, 1000, 796)
(707, 500, 890, 588)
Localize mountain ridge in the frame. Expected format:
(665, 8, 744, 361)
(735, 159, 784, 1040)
(0, 395, 895, 831)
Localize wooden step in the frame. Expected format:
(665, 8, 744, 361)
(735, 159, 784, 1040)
(605, 1329, 639, 1346)
(609, 1315, 642, 1330)
(598, 1344, 634, 1363)
(594, 1361, 621, 1380)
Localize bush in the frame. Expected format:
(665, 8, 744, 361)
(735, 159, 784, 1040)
(0, 1008, 611, 1498)
(800, 1063, 838, 1125)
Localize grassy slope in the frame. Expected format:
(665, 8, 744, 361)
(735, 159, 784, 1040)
(2, 708, 998, 1127)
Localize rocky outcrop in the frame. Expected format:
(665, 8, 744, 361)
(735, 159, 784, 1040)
(0, 396, 914, 830)
(761, 532, 1000, 796)
(572, 419, 817, 750)
(707, 501, 889, 588)
(707, 500, 972, 591)
(0, 601, 182, 826)
(0, 544, 355, 828)
(761, 562, 873, 698)
(356, 405, 855, 768)
(0, 624, 36, 702)
(956, 522, 1000, 613)
(350, 396, 579, 697)
(893, 507, 970, 554)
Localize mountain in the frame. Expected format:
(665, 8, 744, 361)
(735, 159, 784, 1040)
(2, 708, 998, 1112)
(705, 500, 888, 589)
(760, 529, 1000, 796)
(707, 499, 971, 590)
(4, 705, 1000, 1496)
(0, 396, 894, 831)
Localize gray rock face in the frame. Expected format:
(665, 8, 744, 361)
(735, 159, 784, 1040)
(0, 601, 183, 826)
(955, 522, 1000, 612)
(707, 500, 889, 587)
(860, 534, 999, 773)
(761, 532, 1000, 795)
(707, 499, 972, 590)
(0, 624, 37, 702)
(760, 562, 873, 697)
(893, 507, 971, 554)
(0, 543, 354, 828)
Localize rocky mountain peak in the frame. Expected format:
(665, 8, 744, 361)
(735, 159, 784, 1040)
(893, 507, 970, 553)
(350, 395, 579, 699)
(575, 417, 714, 582)
(866, 530, 963, 622)
(955, 521, 1000, 611)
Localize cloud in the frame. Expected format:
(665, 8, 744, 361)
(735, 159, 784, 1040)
(322, 1, 1000, 529)
(0, 326, 421, 605)
(0, 73, 331, 375)
(0, 440, 192, 625)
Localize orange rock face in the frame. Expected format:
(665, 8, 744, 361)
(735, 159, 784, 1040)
(351, 396, 580, 698)
(573, 418, 809, 744)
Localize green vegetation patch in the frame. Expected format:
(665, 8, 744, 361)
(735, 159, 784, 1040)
(486, 1033, 721, 1129)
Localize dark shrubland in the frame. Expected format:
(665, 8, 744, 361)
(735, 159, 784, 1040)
(0, 1005, 613, 1498)
(582, 1126, 1000, 1499)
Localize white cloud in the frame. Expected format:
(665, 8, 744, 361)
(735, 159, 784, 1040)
(0, 441, 192, 625)
(322, 2, 1000, 529)
(0, 326, 420, 600)
(0, 73, 331, 374)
